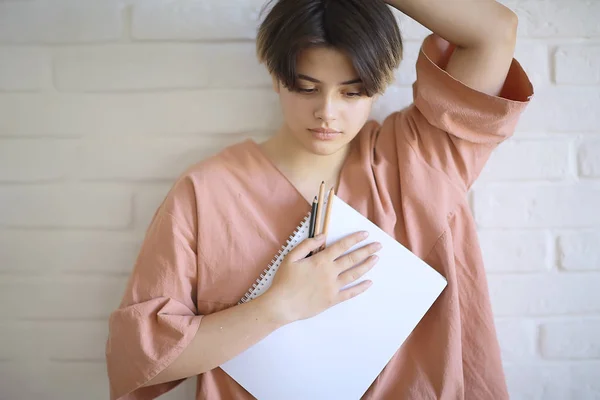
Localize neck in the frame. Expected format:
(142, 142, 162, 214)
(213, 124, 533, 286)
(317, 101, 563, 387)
(260, 125, 350, 197)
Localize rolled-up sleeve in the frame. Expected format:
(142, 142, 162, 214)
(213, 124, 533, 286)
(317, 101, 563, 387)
(397, 33, 534, 191)
(105, 179, 202, 400)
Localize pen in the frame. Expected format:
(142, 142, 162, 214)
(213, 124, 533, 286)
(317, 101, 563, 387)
(314, 181, 325, 237)
(308, 196, 318, 239)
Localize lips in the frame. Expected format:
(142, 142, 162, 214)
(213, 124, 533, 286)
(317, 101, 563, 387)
(309, 128, 340, 134)
(309, 128, 341, 141)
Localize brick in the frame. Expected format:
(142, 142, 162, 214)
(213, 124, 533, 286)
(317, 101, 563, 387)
(488, 273, 600, 316)
(0, 360, 194, 400)
(0, 1, 123, 44)
(474, 183, 600, 228)
(0, 361, 110, 400)
(478, 230, 549, 272)
(0, 91, 280, 136)
(540, 319, 600, 359)
(206, 43, 272, 88)
(391, 9, 432, 41)
(0, 185, 132, 228)
(134, 184, 174, 231)
(558, 231, 600, 271)
(555, 45, 600, 85)
(132, 0, 432, 42)
(42, 362, 110, 400)
(513, 42, 550, 88)
(371, 85, 412, 123)
(54, 43, 270, 92)
(392, 41, 421, 87)
(51, 362, 193, 400)
(495, 319, 537, 362)
(579, 140, 600, 178)
(0, 139, 77, 182)
(132, 0, 431, 42)
(518, 86, 600, 133)
(0, 277, 127, 319)
(132, 0, 266, 40)
(77, 136, 242, 181)
(480, 139, 571, 181)
(504, 362, 600, 400)
(504, 0, 600, 38)
(0, 321, 107, 361)
(0, 231, 140, 274)
(0, 47, 50, 91)
(0, 361, 48, 400)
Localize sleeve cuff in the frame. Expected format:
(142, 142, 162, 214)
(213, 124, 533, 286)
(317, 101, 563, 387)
(412, 34, 534, 141)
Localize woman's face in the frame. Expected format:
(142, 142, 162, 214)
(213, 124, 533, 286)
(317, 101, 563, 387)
(273, 46, 378, 156)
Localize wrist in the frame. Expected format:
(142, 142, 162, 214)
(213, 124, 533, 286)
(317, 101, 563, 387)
(255, 289, 295, 328)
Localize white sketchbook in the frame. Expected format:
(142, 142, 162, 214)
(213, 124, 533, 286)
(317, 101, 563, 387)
(220, 195, 447, 400)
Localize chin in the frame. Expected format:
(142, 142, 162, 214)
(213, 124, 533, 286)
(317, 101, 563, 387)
(309, 144, 339, 156)
(299, 134, 347, 156)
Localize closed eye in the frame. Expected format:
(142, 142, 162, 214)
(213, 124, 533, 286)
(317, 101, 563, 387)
(297, 88, 363, 97)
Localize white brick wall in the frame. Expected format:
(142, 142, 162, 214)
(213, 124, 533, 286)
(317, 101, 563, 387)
(0, 0, 598, 399)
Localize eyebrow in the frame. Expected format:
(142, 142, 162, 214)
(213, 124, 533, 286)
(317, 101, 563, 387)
(297, 74, 362, 85)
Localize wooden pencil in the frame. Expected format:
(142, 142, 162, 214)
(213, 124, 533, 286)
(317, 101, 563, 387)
(317, 187, 335, 253)
(314, 181, 325, 236)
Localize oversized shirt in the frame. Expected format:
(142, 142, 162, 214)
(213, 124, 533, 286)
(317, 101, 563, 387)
(106, 33, 534, 400)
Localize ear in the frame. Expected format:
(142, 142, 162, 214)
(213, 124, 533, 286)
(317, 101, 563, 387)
(271, 75, 281, 94)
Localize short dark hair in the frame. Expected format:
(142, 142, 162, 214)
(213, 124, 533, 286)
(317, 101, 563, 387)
(256, 0, 403, 97)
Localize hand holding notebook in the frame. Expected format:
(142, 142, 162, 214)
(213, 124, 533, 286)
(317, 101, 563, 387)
(222, 193, 447, 400)
(264, 229, 380, 323)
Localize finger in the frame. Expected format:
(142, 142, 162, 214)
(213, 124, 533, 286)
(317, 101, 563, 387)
(335, 241, 382, 272)
(337, 255, 378, 287)
(287, 234, 326, 262)
(319, 231, 369, 260)
(336, 280, 373, 304)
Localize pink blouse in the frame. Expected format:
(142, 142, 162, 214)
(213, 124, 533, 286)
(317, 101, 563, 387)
(106, 34, 534, 399)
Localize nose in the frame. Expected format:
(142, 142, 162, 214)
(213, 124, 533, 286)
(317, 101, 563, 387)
(313, 93, 338, 123)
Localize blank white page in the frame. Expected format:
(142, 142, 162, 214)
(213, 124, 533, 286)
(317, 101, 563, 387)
(221, 195, 447, 400)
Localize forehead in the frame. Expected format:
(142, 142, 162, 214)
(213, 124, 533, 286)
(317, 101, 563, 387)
(296, 46, 359, 82)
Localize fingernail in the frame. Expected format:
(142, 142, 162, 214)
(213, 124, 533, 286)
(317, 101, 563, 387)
(374, 242, 383, 250)
(361, 231, 369, 238)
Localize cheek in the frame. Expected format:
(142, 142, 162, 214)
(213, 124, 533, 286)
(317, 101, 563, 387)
(280, 95, 312, 122)
(342, 101, 373, 125)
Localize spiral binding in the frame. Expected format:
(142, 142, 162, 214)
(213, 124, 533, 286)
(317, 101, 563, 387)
(238, 211, 312, 304)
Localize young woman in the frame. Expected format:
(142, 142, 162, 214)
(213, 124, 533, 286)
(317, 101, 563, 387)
(106, 0, 533, 399)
